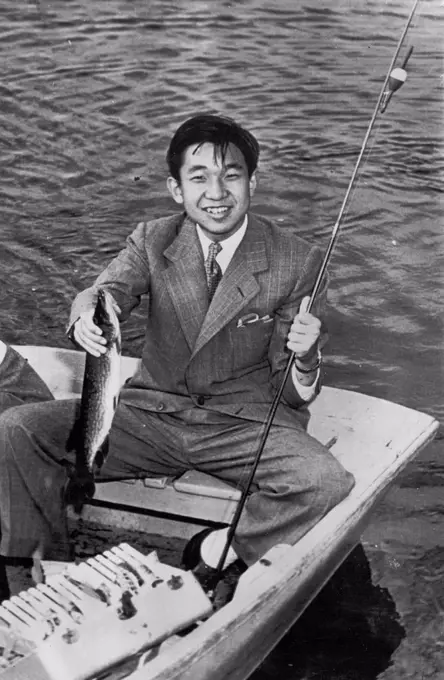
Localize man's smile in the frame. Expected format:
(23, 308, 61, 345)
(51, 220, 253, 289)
(202, 206, 232, 217)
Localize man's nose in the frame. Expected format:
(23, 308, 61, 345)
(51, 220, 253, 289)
(206, 177, 227, 200)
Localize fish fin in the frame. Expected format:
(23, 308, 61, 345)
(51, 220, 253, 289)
(64, 470, 96, 515)
(115, 334, 122, 354)
(94, 436, 109, 471)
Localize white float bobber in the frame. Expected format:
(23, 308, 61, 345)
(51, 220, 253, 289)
(380, 67, 408, 113)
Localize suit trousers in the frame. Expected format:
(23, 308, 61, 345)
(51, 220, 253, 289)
(0, 367, 354, 564)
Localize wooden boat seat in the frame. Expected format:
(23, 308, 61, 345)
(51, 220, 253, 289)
(93, 471, 241, 526)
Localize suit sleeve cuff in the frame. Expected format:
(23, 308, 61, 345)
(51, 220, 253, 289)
(291, 363, 320, 401)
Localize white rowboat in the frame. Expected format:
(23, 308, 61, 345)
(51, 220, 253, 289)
(5, 345, 439, 680)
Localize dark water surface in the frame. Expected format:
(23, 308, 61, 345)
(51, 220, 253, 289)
(1, 0, 443, 677)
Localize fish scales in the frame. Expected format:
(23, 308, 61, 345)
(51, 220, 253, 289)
(81, 328, 121, 471)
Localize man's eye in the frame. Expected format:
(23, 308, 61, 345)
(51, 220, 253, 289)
(190, 175, 206, 182)
(225, 173, 240, 180)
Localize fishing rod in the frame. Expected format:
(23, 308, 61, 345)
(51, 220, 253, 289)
(214, 0, 419, 583)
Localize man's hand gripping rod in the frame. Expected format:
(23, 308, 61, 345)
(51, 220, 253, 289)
(214, 1, 418, 585)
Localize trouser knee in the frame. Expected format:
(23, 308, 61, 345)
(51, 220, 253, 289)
(320, 463, 355, 510)
(0, 405, 30, 457)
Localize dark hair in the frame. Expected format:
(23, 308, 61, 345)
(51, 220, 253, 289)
(166, 113, 260, 182)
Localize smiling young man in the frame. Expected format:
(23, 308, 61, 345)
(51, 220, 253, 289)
(0, 114, 354, 602)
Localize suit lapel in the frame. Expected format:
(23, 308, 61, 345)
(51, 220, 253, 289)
(162, 216, 209, 352)
(192, 215, 269, 358)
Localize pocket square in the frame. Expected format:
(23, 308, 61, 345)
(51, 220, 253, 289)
(237, 313, 274, 328)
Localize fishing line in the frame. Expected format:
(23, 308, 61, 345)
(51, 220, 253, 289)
(332, 117, 383, 229)
(213, 0, 420, 582)
(337, 45, 418, 227)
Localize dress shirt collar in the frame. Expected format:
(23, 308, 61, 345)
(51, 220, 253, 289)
(196, 215, 248, 274)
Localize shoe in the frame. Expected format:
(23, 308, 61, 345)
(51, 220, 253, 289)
(212, 561, 247, 610)
(191, 559, 247, 609)
(181, 529, 247, 607)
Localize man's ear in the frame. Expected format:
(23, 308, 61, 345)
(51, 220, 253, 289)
(249, 171, 258, 196)
(167, 176, 184, 204)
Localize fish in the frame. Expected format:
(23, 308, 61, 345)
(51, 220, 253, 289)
(65, 288, 122, 513)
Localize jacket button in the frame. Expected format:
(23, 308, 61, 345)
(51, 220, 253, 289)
(156, 402, 165, 411)
(196, 396, 205, 406)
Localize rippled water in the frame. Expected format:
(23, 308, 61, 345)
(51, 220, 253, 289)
(1, 0, 443, 677)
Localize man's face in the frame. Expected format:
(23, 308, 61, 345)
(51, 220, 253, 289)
(167, 142, 257, 242)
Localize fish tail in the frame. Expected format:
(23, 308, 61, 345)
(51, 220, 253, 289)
(64, 469, 96, 514)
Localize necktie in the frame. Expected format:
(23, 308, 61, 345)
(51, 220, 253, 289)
(205, 241, 222, 302)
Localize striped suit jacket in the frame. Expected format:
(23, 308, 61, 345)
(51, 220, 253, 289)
(69, 212, 327, 430)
